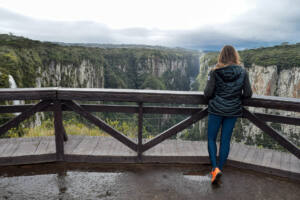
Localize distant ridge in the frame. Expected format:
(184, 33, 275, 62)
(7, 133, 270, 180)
(0, 33, 198, 53)
(54, 41, 198, 53)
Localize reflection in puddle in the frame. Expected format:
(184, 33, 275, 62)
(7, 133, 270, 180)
(183, 174, 211, 182)
(0, 172, 121, 199)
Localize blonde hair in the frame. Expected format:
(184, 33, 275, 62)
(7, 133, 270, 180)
(214, 45, 240, 70)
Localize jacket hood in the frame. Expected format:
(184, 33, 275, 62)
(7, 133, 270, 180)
(215, 65, 242, 82)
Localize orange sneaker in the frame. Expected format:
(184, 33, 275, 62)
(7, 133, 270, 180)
(210, 167, 222, 184)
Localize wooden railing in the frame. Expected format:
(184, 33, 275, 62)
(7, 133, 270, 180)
(0, 88, 299, 161)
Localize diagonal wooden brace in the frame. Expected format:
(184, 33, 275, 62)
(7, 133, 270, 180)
(0, 100, 52, 136)
(142, 108, 208, 152)
(63, 100, 138, 152)
(243, 107, 300, 159)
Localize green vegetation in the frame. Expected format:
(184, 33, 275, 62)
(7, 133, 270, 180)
(0, 72, 9, 88)
(141, 75, 166, 90)
(197, 43, 300, 70)
(239, 43, 300, 70)
(2, 118, 151, 139)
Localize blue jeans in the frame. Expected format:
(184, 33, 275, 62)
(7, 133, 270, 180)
(207, 113, 237, 171)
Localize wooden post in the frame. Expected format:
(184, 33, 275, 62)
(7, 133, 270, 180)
(54, 100, 64, 161)
(137, 102, 143, 159)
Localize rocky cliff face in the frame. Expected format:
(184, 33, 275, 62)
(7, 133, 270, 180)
(197, 54, 300, 149)
(36, 60, 104, 88)
(33, 55, 198, 90)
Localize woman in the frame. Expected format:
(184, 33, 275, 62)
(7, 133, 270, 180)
(204, 45, 252, 184)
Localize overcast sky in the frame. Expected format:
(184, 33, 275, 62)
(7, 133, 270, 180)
(0, 0, 300, 50)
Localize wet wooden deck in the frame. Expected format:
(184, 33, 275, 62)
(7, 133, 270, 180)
(0, 135, 299, 180)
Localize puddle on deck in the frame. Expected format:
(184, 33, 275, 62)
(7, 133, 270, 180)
(0, 163, 299, 200)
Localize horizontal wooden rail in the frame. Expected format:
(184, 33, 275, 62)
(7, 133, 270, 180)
(0, 88, 299, 111)
(0, 88, 57, 101)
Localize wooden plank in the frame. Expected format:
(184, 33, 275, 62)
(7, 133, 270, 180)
(107, 138, 119, 156)
(243, 108, 300, 159)
(0, 140, 21, 157)
(63, 100, 138, 152)
(228, 142, 242, 161)
(0, 100, 52, 136)
(191, 141, 202, 156)
(180, 140, 189, 156)
(251, 147, 265, 166)
(102, 138, 118, 155)
(0, 142, 11, 155)
(261, 149, 274, 167)
(169, 140, 177, 156)
(201, 141, 209, 156)
(64, 135, 85, 154)
(142, 108, 208, 152)
(279, 152, 291, 171)
(247, 147, 260, 165)
(92, 137, 114, 155)
(243, 146, 257, 164)
(0, 138, 9, 145)
(177, 140, 188, 156)
(234, 144, 250, 163)
(163, 140, 170, 156)
(111, 139, 126, 156)
(186, 140, 196, 156)
(174, 140, 180, 156)
(289, 154, 300, 173)
(12, 139, 41, 157)
(33, 137, 52, 155)
(228, 142, 238, 159)
(45, 139, 56, 154)
(115, 140, 136, 156)
(197, 141, 206, 156)
(72, 137, 99, 155)
(269, 150, 282, 170)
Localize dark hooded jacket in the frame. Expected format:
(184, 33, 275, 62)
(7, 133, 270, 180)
(204, 65, 252, 117)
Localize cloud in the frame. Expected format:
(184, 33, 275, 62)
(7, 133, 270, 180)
(1, 0, 300, 51)
(0, 8, 115, 43)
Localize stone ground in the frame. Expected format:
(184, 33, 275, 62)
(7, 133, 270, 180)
(0, 163, 299, 200)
